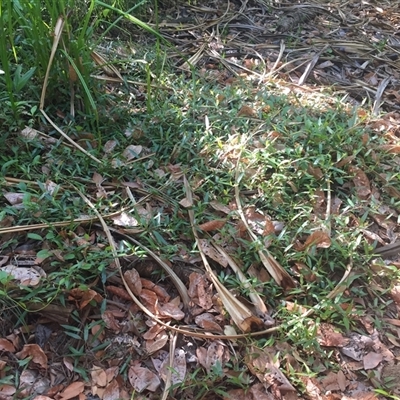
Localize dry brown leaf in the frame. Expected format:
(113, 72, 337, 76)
(198, 239, 228, 267)
(128, 364, 161, 392)
(195, 313, 223, 333)
(159, 302, 185, 320)
(141, 279, 170, 303)
(245, 346, 295, 393)
(349, 166, 371, 199)
(363, 351, 383, 370)
(139, 289, 159, 314)
(68, 287, 102, 309)
(188, 272, 214, 311)
(196, 342, 229, 373)
(91, 366, 107, 387)
(301, 230, 331, 250)
(145, 331, 169, 354)
(106, 285, 131, 301)
(0, 339, 15, 352)
(237, 105, 257, 117)
(209, 200, 232, 214)
(59, 381, 85, 400)
(103, 379, 120, 400)
(124, 269, 142, 296)
(143, 324, 164, 340)
(101, 310, 121, 332)
(16, 344, 48, 369)
(198, 219, 227, 232)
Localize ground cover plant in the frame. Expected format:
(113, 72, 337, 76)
(1, 0, 400, 399)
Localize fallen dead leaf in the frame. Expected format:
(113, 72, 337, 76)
(363, 351, 383, 370)
(195, 313, 223, 333)
(145, 331, 169, 354)
(128, 364, 161, 392)
(301, 230, 331, 250)
(197, 342, 229, 373)
(16, 344, 48, 369)
(124, 269, 142, 296)
(59, 381, 85, 400)
(198, 219, 227, 232)
(0, 338, 15, 352)
(103, 379, 120, 400)
(91, 366, 107, 387)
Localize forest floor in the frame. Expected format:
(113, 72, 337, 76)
(1, 0, 400, 399)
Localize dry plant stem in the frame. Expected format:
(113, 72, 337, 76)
(265, 39, 285, 79)
(40, 110, 102, 164)
(39, 16, 102, 164)
(325, 179, 332, 236)
(40, 16, 64, 110)
(212, 240, 268, 315)
(161, 331, 177, 400)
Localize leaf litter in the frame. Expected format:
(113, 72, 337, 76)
(2, 0, 400, 399)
